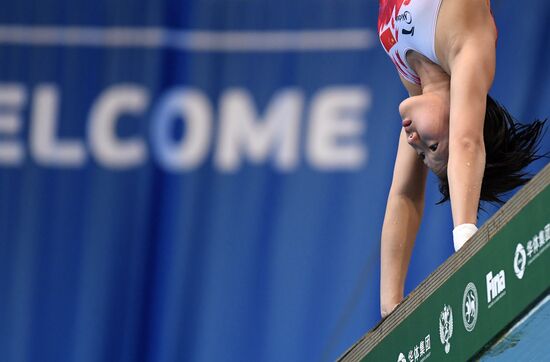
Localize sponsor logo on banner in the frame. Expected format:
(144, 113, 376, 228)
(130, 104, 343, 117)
(513, 223, 549, 280)
(439, 305, 454, 354)
(462, 282, 478, 332)
(514, 243, 526, 279)
(398, 334, 431, 362)
(486, 270, 506, 308)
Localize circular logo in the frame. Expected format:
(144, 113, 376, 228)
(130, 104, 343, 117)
(439, 304, 453, 354)
(396, 11, 413, 24)
(462, 282, 478, 332)
(397, 352, 406, 362)
(514, 243, 526, 279)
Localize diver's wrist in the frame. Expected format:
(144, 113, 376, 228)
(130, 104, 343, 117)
(453, 223, 478, 251)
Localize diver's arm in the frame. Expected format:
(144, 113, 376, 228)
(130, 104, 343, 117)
(440, 0, 496, 249)
(380, 128, 428, 317)
(446, 39, 495, 246)
(444, 4, 496, 224)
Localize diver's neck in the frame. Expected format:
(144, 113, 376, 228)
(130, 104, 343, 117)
(407, 52, 450, 95)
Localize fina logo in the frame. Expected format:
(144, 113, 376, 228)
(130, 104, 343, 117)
(462, 282, 478, 332)
(486, 270, 506, 307)
(439, 304, 453, 354)
(397, 352, 406, 362)
(514, 243, 527, 279)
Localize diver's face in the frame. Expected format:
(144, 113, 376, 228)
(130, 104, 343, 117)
(399, 93, 450, 176)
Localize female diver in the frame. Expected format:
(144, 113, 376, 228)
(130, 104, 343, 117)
(378, 0, 546, 317)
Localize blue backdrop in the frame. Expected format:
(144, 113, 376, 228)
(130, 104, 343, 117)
(0, 1, 548, 361)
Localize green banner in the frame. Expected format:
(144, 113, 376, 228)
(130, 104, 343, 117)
(363, 186, 550, 362)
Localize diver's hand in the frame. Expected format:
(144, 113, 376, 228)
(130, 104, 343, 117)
(381, 299, 400, 318)
(453, 223, 478, 251)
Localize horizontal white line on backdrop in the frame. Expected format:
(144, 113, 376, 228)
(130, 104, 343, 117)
(0, 26, 376, 51)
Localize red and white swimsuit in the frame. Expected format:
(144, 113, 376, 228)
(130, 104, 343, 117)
(378, 0, 443, 85)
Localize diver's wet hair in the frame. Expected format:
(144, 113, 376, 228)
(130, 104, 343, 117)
(437, 95, 547, 206)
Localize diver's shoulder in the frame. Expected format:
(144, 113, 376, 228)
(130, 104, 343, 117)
(436, 0, 497, 71)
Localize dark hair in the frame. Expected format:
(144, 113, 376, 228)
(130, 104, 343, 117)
(437, 95, 547, 206)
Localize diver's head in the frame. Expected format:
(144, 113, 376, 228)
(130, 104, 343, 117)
(399, 92, 450, 177)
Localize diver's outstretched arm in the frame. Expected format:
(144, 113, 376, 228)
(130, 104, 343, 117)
(380, 128, 428, 317)
(447, 44, 491, 247)
(443, 0, 497, 249)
